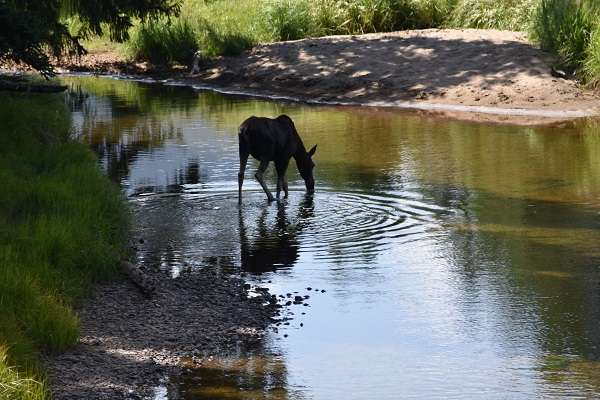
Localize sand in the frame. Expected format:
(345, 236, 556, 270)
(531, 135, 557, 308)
(50, 29, 600, 125)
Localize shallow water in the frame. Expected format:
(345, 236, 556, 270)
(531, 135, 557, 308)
(64, 76, 600, 399)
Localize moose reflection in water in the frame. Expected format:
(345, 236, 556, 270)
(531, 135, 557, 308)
(238, 115, 317, 203)
(239, 195, 314, 274)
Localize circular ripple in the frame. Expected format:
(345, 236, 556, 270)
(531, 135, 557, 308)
(133, 185, 443, 266)
(293, 190, 428, 262)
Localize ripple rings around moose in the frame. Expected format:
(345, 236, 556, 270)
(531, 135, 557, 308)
(175, 185, 446, 264)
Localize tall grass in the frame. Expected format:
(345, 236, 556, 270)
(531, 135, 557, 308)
(125, 0, 459, 62)
(127, 18, 198, 65)
(447, 0, 537, 31)
(0, 87, 128, 399)
(529, 0, 600, 76)
(0, 347, 45, 400)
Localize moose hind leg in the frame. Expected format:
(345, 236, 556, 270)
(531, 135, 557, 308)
(238, 152, 249, 203)
(276, 176, 283, 199)
(255, 160, 275, 202)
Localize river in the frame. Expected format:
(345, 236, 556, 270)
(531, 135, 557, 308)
(64, 75, 600, 399)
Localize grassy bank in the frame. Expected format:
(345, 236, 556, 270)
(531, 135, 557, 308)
(0, 88, 128, 399)
(118, 0, 600, 85)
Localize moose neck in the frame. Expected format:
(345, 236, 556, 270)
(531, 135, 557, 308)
(293, 143, 311, 177)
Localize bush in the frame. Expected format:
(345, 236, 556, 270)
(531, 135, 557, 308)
(127, 18, 198, 66)
(529, 0, 598, 74)
(262, 0, 316, 40)
(447, 0, 537, 31)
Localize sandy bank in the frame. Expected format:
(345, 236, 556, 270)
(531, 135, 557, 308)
(187, 29, 599, 125)
(47, 29, 600, 125)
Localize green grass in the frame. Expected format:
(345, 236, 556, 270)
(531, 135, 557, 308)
(0, 83, 129, 399)
(529, 0, 600, 78)
(447, 0, 538, 31)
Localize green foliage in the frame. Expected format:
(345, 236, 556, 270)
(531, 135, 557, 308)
(584, 25, 600, 86)
(128, 18, 198, 65)
(0, 0, 179, 76)
(447, 0, 537, 31)
(529, 0, 598, 74)
(0, 346, 45, 400)
(262, 0, 316, 41)
(0, 88, 128, 399)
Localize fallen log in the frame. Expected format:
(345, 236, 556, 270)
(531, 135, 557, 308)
(120, 261, 155, 297)
(0, 80, 68, 93)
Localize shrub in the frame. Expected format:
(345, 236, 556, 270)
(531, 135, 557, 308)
(262, 0, 316, 41)
(529, 0, 597, 74)
(127, 18, 198, 66)
(448, 0, 537, 31)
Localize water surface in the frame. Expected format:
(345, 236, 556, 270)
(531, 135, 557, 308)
(64, 76, 600, 399)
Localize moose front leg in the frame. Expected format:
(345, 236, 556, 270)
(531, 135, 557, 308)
(255, 160, 275, 202)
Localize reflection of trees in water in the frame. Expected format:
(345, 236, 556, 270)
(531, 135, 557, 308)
(421, 179, 600, 390)
(239, 196, 314, 274)
(385, 118, 600, 390)
(66, 81, 206, 192)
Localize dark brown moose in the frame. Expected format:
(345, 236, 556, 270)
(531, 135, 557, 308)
(238, 115, 317, 202)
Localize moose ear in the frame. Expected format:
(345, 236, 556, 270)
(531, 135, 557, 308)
(308, 144, 317, 157)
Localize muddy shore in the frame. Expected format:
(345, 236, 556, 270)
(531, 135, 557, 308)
(52, 29, 600, 125)
(43, 266, 283, 399)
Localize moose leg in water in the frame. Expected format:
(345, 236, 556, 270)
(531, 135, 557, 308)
(238, 152, 249, 203)
(255, 159, 275, 202)
(275, 159, 290, 199)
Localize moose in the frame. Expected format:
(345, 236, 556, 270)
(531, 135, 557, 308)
(238, 115, 317, 202)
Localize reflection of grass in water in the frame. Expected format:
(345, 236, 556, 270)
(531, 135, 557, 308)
(540, 354, 600, 392)
(179, 354, 293, 400)
(453, 222, 600, 258)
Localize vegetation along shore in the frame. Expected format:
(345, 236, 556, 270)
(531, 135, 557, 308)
(0, 88, 128, 399)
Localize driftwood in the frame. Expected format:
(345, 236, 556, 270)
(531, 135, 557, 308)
(0, 80, 68, 93)
(120, 261, 155, 297)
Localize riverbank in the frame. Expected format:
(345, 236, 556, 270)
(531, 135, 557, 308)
(54, 29, 600, 126)
(44, 267, 279, 399)
(0, 90, 128, 399)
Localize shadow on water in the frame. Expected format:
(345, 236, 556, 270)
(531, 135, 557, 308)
(239, 195, 314, 274)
